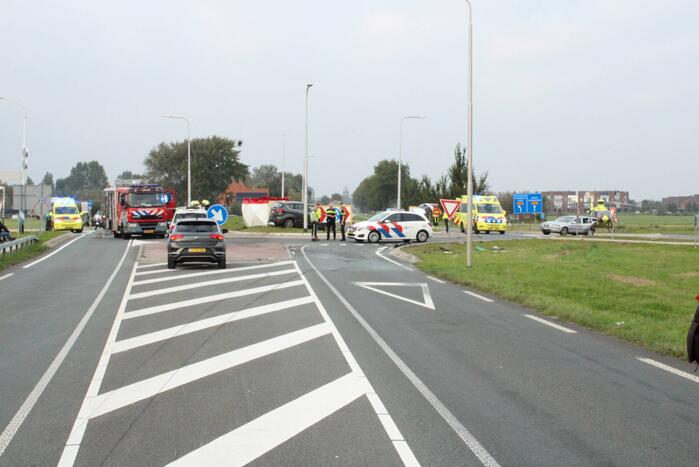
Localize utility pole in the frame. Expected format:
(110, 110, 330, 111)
(464, 0, 474, 268)
(281, 134, 286, 199)
(303, 84, 313, 232)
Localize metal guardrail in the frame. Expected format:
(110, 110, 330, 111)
(0, 235, 39, 256)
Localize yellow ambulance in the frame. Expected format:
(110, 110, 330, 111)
(456, 195, 507, 234)
(49, 197, 84, 233)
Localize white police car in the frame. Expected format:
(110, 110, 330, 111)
(347, 210, 432, 243)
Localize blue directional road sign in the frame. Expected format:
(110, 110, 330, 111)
(513, 193, 542, 214)
(207, 204, 229, 225)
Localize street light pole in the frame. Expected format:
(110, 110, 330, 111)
(397, 115, 426, 210)
(303, 84, 313, 232)
(0, 96, 28, 234)
(162, 115, 191, 206)
(281, 134, 286, 199)
(464, 0, 474, 268)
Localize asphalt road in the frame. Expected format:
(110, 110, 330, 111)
(1, 233, 698, 466)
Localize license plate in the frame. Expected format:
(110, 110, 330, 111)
(189, 248, 206, 253)
(144, 230, 154, 234)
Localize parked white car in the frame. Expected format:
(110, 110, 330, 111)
(347, 210, 433, 243)
(541, 216, 596, 236)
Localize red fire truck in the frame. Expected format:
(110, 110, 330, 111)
(104, 181, 176, 239)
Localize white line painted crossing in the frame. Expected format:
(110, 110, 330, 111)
(132, 260, 294, 286)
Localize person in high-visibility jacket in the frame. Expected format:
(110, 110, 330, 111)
(432, 205, 441, 226)
(325, 203, 337, 240)
(442, 209, 450, 233)
(339, 205, 349, 241)
(311, 202, 322, 241)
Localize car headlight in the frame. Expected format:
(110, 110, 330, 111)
(157, 222, 167, 228)
(128, 223, 138, 228)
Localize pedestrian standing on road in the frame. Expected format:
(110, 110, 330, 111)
(442, 210, 450, 233)
(325, 202, 337, 240)
(311, 202, 321, 241)
(339, 205, 348, 241)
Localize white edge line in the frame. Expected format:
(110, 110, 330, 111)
(524, 314, 577, 334)
(375, 247, 414, 271)
(464, 291, 494, 303)
(427, 275, 445, 284)
(637, 357, 699, 384)
(136, 262, 166, 269)
(0, 239, 132, 457)
(300, 245, 499, 467)
(0, 273, 14, 282)
(22, 234, 85, 269)
(132, 260, 294, 285)
(293, 260, 420, 466)
(57, 248, 139, 466)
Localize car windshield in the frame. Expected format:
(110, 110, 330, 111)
(476, 204, 502, 214)
(128, 192, 165, 207)
(368, 211, 390, 222)
(56, 206, 79, 215)
(555, 216, 575, 223)
(175, 222, 219, 233)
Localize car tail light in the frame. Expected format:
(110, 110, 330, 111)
(170, 234, 184, 240)
(210, 233, 224, 240)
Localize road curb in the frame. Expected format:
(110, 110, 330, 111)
(388, 245, 421, 264)
(44, 233, 73, 248)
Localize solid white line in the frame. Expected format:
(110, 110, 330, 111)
(123, 280, 305, 319)
(58, 257, 139, 467)
(375, 246, 414, 271)
(85, 323, 331, 419)
(132, 260, 294, 286)
(464, 291, 494, 303)
(112, 296, 315, 353)
(524, 314, 577, 334)
(0, 240, 132, 458)
(0, 273, 14, 282)
(136, 262, 167, 269)
(301, 245, 499, 467)
(167, 373, 368, 467)
(22, 234, 85, 269)
(354, 282, 435, 311)
(427, 275, 445, 284)
(293, 261, 420, 466)
(128, 268, 297, 299)
(638, 357, 699, 384)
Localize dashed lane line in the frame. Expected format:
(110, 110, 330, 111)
(0, 240, 132, 458)
(0, 273, 14, 282)
(463, 291, 494, 303)
(112, 296, 315, 353)
(132, 260, 294, 286)
(128, 268, 297, 299)
(637, 357, 699, 384)
(301, 245, 499, 467)
(426, 276, 445, 284)
(524, 314, 577, 334)
(22, 234, 85, 269)
(122, 280, 305, 319)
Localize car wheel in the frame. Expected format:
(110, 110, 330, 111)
(123, 233, 131, 240)
(587, 229, 595, 238)
(218, 257, 227, 269)
(560, 227, 568, 236)
(77, 228, 83, 233)
(542, 230, 551, 235)
(283, 218, 295, 228)
(167, 257, 176, 269)
(368, 231, 381, 243)
(499, 231, 505, 235)
(416, 230, 429, 243)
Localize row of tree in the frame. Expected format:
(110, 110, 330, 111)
(351, 144, 490, 212)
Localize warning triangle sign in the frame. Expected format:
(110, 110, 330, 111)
(353, 282, 435, 310)
(440, 199, 462, 220)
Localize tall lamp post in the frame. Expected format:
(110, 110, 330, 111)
(397, 115, 426, 210)
(281, 134, 286, 199)
(0, 96, 28, 234)
(464, 0, 474, 268)
(303, 84, 313, 232)
(161, 114, 191, 206)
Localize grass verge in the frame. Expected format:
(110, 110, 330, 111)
(0, 231, 69, 272)
(409, 240, 699, 358)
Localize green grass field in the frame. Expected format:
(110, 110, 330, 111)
(0, 230, 68, 272)
(508, 214, 696, 235)
(409, 240, 699, 357)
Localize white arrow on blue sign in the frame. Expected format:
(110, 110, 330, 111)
(207, 204, 229, 225)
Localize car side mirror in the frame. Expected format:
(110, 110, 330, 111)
(222, 228, 229, 234)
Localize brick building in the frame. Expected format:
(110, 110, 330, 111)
(218, 181, 269, 205)
(661, 194, 699, 211)
(542, 190, 630, 213)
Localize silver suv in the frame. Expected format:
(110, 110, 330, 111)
(541, 216, 596, 236)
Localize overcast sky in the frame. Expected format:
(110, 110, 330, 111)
(1, 0, 697, 201)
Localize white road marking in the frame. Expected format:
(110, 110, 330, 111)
(167, 373, 376, 467)
(301, 245, 499, 467)
(638, 357, 699, 384)
(22, 234, 85, 269)
(86, 323, 332, 419)
(124, 280, 305, 319)
(0, 240, 133, 458)
(524, 314, 577, 334)
(128, 268, 297, 299)
(0, 273, 14, 282)
(354, 281, 435, 311)
(112, 296, 315, 353)
(136, 261, 167, 269)
(293, 261, 420, 466)
(132, 260, 294, 286)
(375, 246, 414, 271)
(427, 275, 445, 284)
(464, 291, 494, 303)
